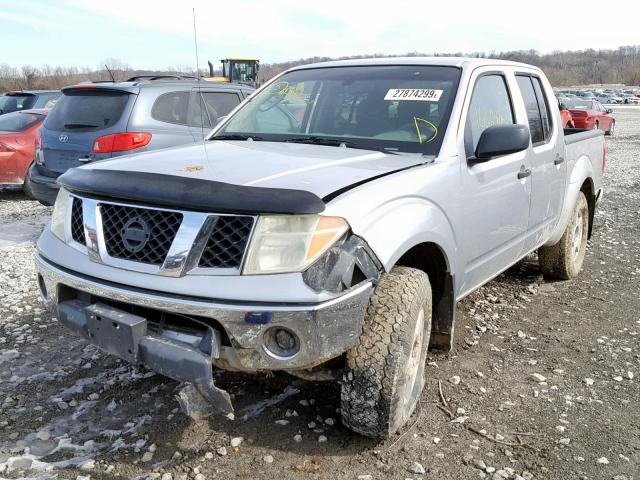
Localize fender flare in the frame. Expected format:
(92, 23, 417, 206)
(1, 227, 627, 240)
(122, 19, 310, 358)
(545, 155, 595, 246)
(350, 197, 459, 352)
(350, 197, 458, 275)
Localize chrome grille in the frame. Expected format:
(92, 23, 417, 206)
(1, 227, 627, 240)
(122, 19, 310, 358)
(70, 198, 85, 244)
(100, 203, 183, 266)
(198, 216, 254, 269)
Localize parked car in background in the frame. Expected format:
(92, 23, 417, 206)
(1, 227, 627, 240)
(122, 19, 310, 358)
(27, 76, 254, 204)
(608, 93, 623, 103)
(619, 93, 640, 104)
(0, 109, 47, 191)
(0, 91, 59, 115)
(564, 100, 615, 135)
(595, 94, 618, 104)
(575, 91, 597, 101)
(559, 102, 574, 128)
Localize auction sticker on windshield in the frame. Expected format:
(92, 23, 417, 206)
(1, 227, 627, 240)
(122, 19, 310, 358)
(384, 89, 443, 101)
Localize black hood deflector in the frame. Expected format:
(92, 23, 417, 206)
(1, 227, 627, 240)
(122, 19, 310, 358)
(57, 169, 326, 214)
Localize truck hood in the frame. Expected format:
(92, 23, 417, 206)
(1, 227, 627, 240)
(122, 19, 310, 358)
(83, 140, 427, 200)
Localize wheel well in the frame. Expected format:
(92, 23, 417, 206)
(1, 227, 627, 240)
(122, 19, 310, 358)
(580, 179, 596, 238)
(395, 242, 455, 352)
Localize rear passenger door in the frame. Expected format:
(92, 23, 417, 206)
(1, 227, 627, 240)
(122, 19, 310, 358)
(188, 89, 242, 140)
(515, 74, 565, 248)
(459, 71, 532, 296)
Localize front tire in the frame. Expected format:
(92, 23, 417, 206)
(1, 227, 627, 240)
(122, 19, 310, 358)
(340, 266, 432, 438)
(538, 191, 589, 280)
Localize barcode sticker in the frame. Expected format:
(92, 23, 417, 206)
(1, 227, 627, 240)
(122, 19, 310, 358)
(384, 89, 443, 101)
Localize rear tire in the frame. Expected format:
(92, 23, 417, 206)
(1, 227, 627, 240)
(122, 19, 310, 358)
(340, 266, 432, 438)
(538, 192, 589, 280)
(22, 167, 36, 199)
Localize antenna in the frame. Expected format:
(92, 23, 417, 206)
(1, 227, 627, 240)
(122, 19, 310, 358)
(104, 64, 116, 82)
(192, 7, 209, 161)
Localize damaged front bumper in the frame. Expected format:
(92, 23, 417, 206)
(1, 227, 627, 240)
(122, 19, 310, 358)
(36, 254, 373, 404)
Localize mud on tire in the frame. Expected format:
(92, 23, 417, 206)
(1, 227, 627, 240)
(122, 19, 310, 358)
(538, 191, 589, 280)
(340, 266, 432, 438)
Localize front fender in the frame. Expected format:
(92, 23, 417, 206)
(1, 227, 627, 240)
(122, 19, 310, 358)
(348, 196, 458, 276)
(545, 154, 594, 246)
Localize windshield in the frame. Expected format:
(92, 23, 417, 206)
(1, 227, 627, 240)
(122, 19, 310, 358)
(0, 94, 36, 115)
(0, 111, 45, 132)
(214, 65, 461, 155)
(565, 100, 594, 109)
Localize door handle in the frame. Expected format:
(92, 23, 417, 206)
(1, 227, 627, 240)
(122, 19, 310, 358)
(517, 168, 532, 180)
(554, 154, 565, 165)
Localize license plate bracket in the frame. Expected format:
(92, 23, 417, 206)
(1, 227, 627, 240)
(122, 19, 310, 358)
(85, 303, 147, 363)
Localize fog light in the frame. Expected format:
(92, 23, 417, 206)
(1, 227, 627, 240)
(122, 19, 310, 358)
(263, 327, 300, 359)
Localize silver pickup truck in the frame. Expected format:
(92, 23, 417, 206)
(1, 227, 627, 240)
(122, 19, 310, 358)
(35, 57, 604, 438)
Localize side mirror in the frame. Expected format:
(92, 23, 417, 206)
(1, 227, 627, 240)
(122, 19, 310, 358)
(606, 108, 613, 114)
(473, 124, 530, 161)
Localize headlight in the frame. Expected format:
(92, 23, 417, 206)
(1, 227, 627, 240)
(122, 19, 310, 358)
(242, 215, 349, 275)
(50, 188, 70, 241)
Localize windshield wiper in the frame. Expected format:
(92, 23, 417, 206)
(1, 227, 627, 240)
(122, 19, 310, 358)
(283, 136, 398, 154)
(64, 123, 99, 129)
(210, 134, 264, 141)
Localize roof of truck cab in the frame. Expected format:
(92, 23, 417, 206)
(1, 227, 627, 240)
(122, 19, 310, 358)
(289, 56, 538, 71)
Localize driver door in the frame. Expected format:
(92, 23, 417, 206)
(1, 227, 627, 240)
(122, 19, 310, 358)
(458, 70, 532, 297)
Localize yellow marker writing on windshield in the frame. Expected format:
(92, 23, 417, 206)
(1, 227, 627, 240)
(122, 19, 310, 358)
(413, 117, 438, 144)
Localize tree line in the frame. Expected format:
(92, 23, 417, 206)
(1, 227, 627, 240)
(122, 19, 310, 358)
(258, 46, 640, 87)
(2, 46, 640, 92)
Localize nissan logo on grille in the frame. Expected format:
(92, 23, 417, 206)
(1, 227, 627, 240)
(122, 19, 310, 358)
(58, 134, 69, 143)
(121, 217, 150, 253)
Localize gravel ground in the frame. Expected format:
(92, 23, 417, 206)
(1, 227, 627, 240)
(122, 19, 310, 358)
(0, 108, 638, 480)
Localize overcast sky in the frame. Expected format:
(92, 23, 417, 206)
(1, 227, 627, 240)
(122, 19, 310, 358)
(2, 0, 639, 69)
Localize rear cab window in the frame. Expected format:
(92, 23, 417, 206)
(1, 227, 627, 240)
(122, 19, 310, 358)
(44, 89, 131, 132)
(465, 74, 515, 156)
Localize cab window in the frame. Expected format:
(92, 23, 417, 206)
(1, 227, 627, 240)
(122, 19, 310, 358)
(516, 75, 544, 144)
(516, 75, 552, 145)
(465, 74, 515, 156)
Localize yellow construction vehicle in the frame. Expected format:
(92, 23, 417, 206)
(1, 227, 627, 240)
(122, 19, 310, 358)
(205, 58, 259, 87)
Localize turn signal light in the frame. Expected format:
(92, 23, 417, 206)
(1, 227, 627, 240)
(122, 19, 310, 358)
(92, 132, 151, 154)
